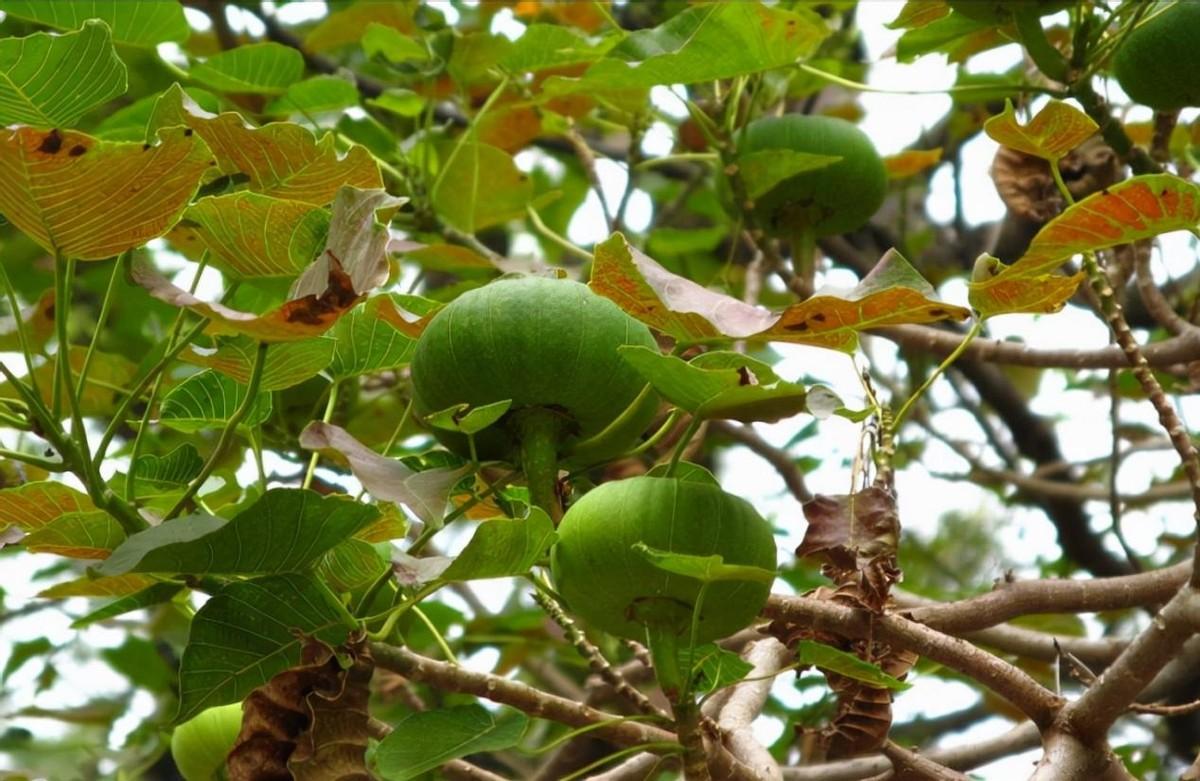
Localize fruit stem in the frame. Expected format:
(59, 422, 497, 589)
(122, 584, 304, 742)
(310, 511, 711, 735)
(515, 407, 567, 524)
(671, 697, 712, 781)
(789, 227, 817, 291)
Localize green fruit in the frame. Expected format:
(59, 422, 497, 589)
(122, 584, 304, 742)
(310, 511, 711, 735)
(411, 276, 658, 464)
(734, 114, 886, 239)
(1114, 2, 1200, 111)
(171, 703, 242, 781)
(550, 476, 777, 642)
(947, 0, 1072, 23)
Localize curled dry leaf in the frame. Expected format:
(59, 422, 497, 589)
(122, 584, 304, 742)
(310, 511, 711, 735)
(290, 187, 405, 300)
(992, 136, 1122, 223)
(227, 633, 373, 781)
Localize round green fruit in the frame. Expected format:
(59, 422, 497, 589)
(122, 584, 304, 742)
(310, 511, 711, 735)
(170, 703, 242, 781)
(411, 276, 658, 464)
(733, 114, 886, 239)
(550, 476, 777, 642)
(1114, 2, 1200, 111)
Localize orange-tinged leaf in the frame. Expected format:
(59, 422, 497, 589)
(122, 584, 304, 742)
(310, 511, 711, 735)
(0, 126, 210, 260)
(132, 254, 362, 342)
(760, 249, 971, 352)
(968, 254, 1084, 317)
(589, 232, 777, 343)
(305, 1, 414, 52)
(0, 481, 93, 532)
(151, 85, 381, 206)
(23, 510, 124, 559)
(884, 148, 942, 179)
(354, 506, 408, 542)
(886, 0, 950, 30)
(984, 99, 1097, 161)
(1018, 174, 1200, 276)
(38, 573, 158, 598)
(371, 293, 444, 339)
(0, 347, 137, 417)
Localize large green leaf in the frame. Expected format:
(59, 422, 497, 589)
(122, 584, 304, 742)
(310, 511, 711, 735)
(159, 369, 273, 433)
(264, 75, 360, 116)
(544, 3, 825, 93)
(429, 141, 532, 233)
(619, 347, 821, 423)
(97, 489, 379, 577)
(326, 297, 418, 380)
(0, 125, 210, 260)
(501, 23, 612, 72)
(441, 510, 557, 582)
(0, 1, 189, 46)
(169, 192, 330, 279)
(181, 336, 336, 391)
(188, 42, 304, 95)
(374, 705, 528, 781)
(176, 573, 357, 721)
(0, 20, 126, 127)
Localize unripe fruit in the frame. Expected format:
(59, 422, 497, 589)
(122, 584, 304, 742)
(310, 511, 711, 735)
(170, 703, 242, 781)
(1113, 2, 1200, 111)
(551, 476, 777, 642)
(411, 276, 658, 464)
(733, 114, 886, 239)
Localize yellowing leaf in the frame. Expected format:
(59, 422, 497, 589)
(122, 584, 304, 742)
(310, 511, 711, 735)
(984, 99, 1097, 161)
(886, 0, 950, 30)
(884, 147, 943, 179)
(306, 1, 414, 52)
(759, 249, 971, 352)
(151, 85, 382, 206)
(970, 175, 1200, 317)
(38, 573, 157, 598)
(0, 347, 137, 417)
(0, 481, 93, 532)
(23, 510, 124, 559)
(0, 126, 210, 260)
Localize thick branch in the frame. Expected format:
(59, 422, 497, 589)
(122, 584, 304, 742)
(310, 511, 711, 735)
(701, 637, 790, 781)
(764, 596, 1063, 727)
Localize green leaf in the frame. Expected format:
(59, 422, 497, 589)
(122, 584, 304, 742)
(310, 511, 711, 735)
(737, 149, 841, 200)
(176, 573, 356, 721)
(983, 99, 1097, 161)
(188, 42, 305, 95)
(71, 582, 184, 628)
(795, 640, 912, 691)
(101, 636, 174, 692)
(317, 538, 390, 594)
(545, 3, 826, 92)
(429, 141, 532, 233)
(181, 336, 336, 391)
(159, 369, 273, 433)
(264, 75, 360, 116)
(619, 347, 819, 423)
(362, 22, 427, 63)
(169, 192, 330, 280)
(644, 461, 722, 487)
(23, 511, 125, 559)
(368, 88, 426, 118)
(501, 24, 612, 72)
(0, 1, 189, 46)
(131, 444, 204, 490)
(633, 543, 776, 585)
(2, 637, 51, 683)
(0, 20, 126, 127)
(374, 705, 528, 781)
(424, 400, 513, 436)
(96, 489, 379, 577)
(895, 11, 990, 63)
(441, 510, 557, 582)
(326, 297, 418, 380)
(687, 643, 754, 694)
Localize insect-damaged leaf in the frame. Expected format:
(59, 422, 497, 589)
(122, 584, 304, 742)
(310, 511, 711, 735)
(984, 99, 1097, 161)
(592, 235, 967, 351)
(619, 347, 826, 423)
(0, 126, 210, 260)
(969, 175, 1200, 317)
(299, 422, 471, 528)
(0, 20, 126, 127)
(150, 84, 381, 206)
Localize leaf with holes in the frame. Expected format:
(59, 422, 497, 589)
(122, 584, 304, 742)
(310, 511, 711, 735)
(0, 1, 189, 46)
(0, 20, 126, 127)
(150, 85, 381, 205)
(0, 125, 210, 260)
(758, 249, 971, 351)
(590, 232, 778, 343)
(158, 370, 273, 433)
(188, 42, 304, 95)
(23, 511, 124, 559)
(620, 347, 824, 423)
(176, 573, 357, 721)
(984, 99, 1097, 161)
(181, 336, 335, 391)
(168, 193, 330, 279)
(96, 489, 379, 577)
(326, 297, 418, 380)
(299, 422, 471, 527)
